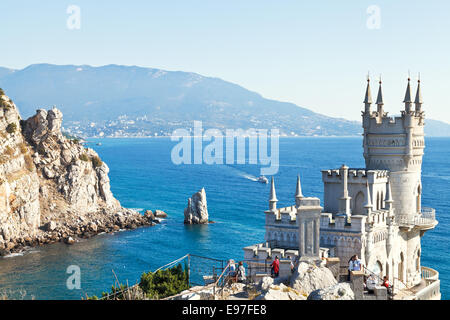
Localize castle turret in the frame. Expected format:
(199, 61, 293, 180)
(375, 79, 384, 120)
(364, 181, 372, 215)
(295, 175, 303, 207)
(338, 165, 351, 218)
(415, 78, 423, 116)
(385, 180, 393, 210)
(403, 78, 413, 114)
(269, 177, 278, 211)
(363, 77, 372, 114)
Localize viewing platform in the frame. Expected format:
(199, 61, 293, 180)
(394, 266, 440, 300)
(395, 207, 437, 231)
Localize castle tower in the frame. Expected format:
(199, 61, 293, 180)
(362, 77, 427, 287)
(362, 77, 425, 217)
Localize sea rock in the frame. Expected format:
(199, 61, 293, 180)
(144, 210, 155, 220)
(307, 282, 355, 300)
(184, 188, 209, 224)
(44, 221, 57, 231)
(289, 262, 337, 296)
(154, 210, 167, 218)
(65, 237, 75, 245)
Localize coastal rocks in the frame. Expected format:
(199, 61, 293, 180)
(307, 283, 354, 300)
(0, 90, 166, 256)
(255, 283, 306, 301)
(44, 221, 57, 231)
(144, 210, 155, 220)
(258, 276, 274, 291)
(154, 210, 167, 218)
(289, 262, 337, 296)
(184, 188, 209, 224)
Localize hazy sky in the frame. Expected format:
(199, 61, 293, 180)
(1, 1, 449, 122)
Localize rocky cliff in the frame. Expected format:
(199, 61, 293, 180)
(0, 90, 154, 255)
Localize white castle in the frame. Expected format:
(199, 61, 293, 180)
(244, 77, 441, 300)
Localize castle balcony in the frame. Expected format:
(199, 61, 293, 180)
(395, 207, 437, 231)
(421, 266, 439, 282)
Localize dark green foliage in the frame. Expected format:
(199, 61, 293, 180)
(6, 123, 16, 134)
(0, 88, 4, 96)
(79, 153, 89, 162)
(86, 284, 129, 300)
(91, 156, 103, 168)
(139, 263, 189, 299)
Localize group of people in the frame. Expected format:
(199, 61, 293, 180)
(347, 254, 362, 280)
(227, 255, 284, 284)
(348, 254, 392, 296)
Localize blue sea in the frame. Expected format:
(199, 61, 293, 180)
(0, 137, 448, 300)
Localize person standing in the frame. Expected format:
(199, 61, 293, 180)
(271, 256, 280, 278)
(236, 261, 246, 283)
(347, 255, 355, 281)
(353, 255, 362, 271)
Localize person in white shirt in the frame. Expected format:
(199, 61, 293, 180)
(237, 261, 246, 283)
(353, 255, 362, 271)
(347, 255, 355, 281)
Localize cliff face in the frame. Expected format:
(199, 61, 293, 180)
(0, 92, 153, 255)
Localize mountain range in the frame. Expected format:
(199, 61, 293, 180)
(0, 64, 449, 137)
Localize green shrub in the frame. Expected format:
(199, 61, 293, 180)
(6, 123, 17, 134)
(79, 153, 89, 162)
(139, 263, 189, 299)
(91, 156, 103, 168)
(0, 88, 4, 96)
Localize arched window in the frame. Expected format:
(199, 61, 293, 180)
(416, 249, 421, 272)
(353, 191, 365, 215)
(399, 252, 405, 282)
(417, 185, 422, 213)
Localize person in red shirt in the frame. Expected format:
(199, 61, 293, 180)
(271, 256, 280, 278)
(382, 276, 392, 295)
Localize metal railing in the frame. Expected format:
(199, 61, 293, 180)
(421, 266, 439, 282)
(396, 207, 436, 228)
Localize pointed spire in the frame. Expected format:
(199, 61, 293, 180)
(415, 76, 423, 112)
(295, 175, 303, 207)
(404, 77, 412, 103)
(270, 177, 277, 201)
(269, 177, 278, 211)
(364, 76, 373, 105)
(364, 181, 372, 213)
(295, 175, 303, 198)
(404, 77, 413, 113)
(376, 77, 383, 106)
(385, 180, 393, 209)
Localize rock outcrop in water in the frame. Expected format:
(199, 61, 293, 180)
(0, 90, 156, 256)
(184, 188, 209, 224)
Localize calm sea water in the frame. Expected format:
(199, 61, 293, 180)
(0, 137, 448, 300)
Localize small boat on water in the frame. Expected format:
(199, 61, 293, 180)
(96, 143, 102, 146)
(257, 175, 269, 184)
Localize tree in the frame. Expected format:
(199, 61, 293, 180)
(139, 263, 189, 299)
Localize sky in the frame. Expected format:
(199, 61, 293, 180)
(1, 0, 449, 122)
